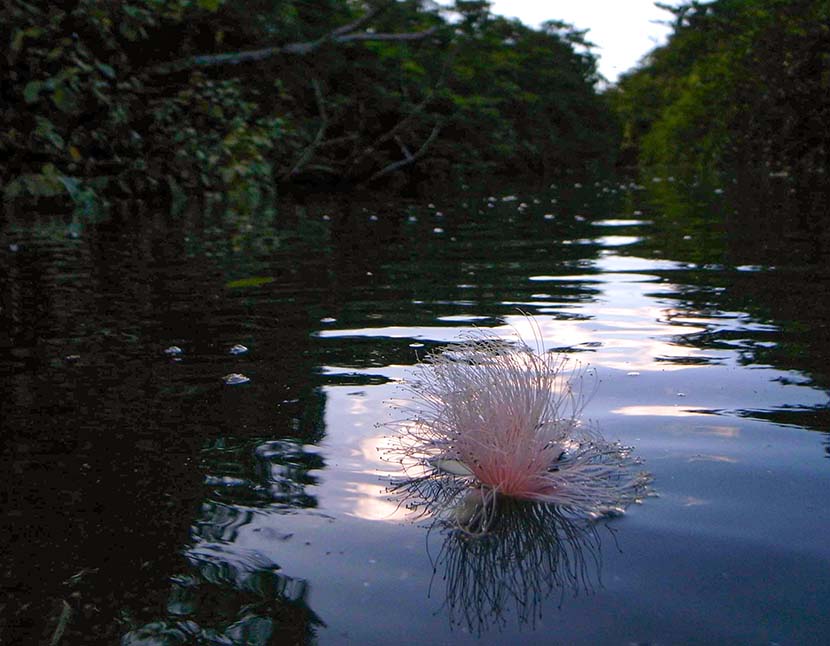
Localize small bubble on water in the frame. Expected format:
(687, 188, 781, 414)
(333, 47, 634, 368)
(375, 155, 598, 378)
(223, 373, 250, 385)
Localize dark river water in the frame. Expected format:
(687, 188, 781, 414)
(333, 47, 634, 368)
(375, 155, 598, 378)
(2, 174, 829, 644)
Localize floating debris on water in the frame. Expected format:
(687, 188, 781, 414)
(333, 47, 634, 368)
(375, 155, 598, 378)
(225, 276, 275, 289)
(229, 344, 248, 355)
(164, 346, 183, 356)
(320, 317, 337, 324)
(223, 373, 250, 385)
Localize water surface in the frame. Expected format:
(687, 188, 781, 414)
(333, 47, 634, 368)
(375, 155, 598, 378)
(2, 176, 829, 644)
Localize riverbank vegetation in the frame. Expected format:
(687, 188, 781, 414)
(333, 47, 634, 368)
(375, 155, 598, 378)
(1, 0, 614, 211)
(2, 0, 828, 215)
(611, 0, 830, 177)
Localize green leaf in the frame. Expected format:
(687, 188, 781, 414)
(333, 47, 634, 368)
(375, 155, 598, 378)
(197, 0, 222, 11)
(225, 276, 275, 289)
(35, 117, 65, 150)
(51, 86, 80, 114)
(58, 175, 81, 199)
(96, 62, 116, 79)
(23, 81, 42, 103)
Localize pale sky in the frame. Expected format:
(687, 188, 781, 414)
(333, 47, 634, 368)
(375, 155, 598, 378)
(437, 1, 682, 83)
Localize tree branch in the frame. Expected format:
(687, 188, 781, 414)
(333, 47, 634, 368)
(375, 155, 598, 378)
(281, 79, 329, 180)
(151, 3, 437, 75)
(346, 93, 435, 173)
(368, 121, 443, 182)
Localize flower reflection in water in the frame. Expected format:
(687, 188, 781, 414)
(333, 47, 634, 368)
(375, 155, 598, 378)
(435, 495, 605, 634)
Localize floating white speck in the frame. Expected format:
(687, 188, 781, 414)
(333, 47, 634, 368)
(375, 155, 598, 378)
(543, 214, 555, 220)
(229, 344, 248, 355)
(164, 346, 183, 356)
(626, 371, 640, 377)
(9, 243, 19, 252)
(320, 317, 337, 324)
(433, 227, 444, 234)
(223, 373, 250, 385)
(409, 342, 425, 348)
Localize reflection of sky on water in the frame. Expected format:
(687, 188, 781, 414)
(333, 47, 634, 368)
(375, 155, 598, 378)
(126, 222, 829, 643)
(3, 180, 828, 644)
(317, 250, 799, 378)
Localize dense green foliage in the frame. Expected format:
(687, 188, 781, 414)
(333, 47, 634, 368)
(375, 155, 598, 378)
(611, 0, 830, 175)
(1, 0, 616, 210)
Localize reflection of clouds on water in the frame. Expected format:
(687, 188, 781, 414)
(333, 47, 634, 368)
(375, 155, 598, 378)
(122, 439, 326, 645)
